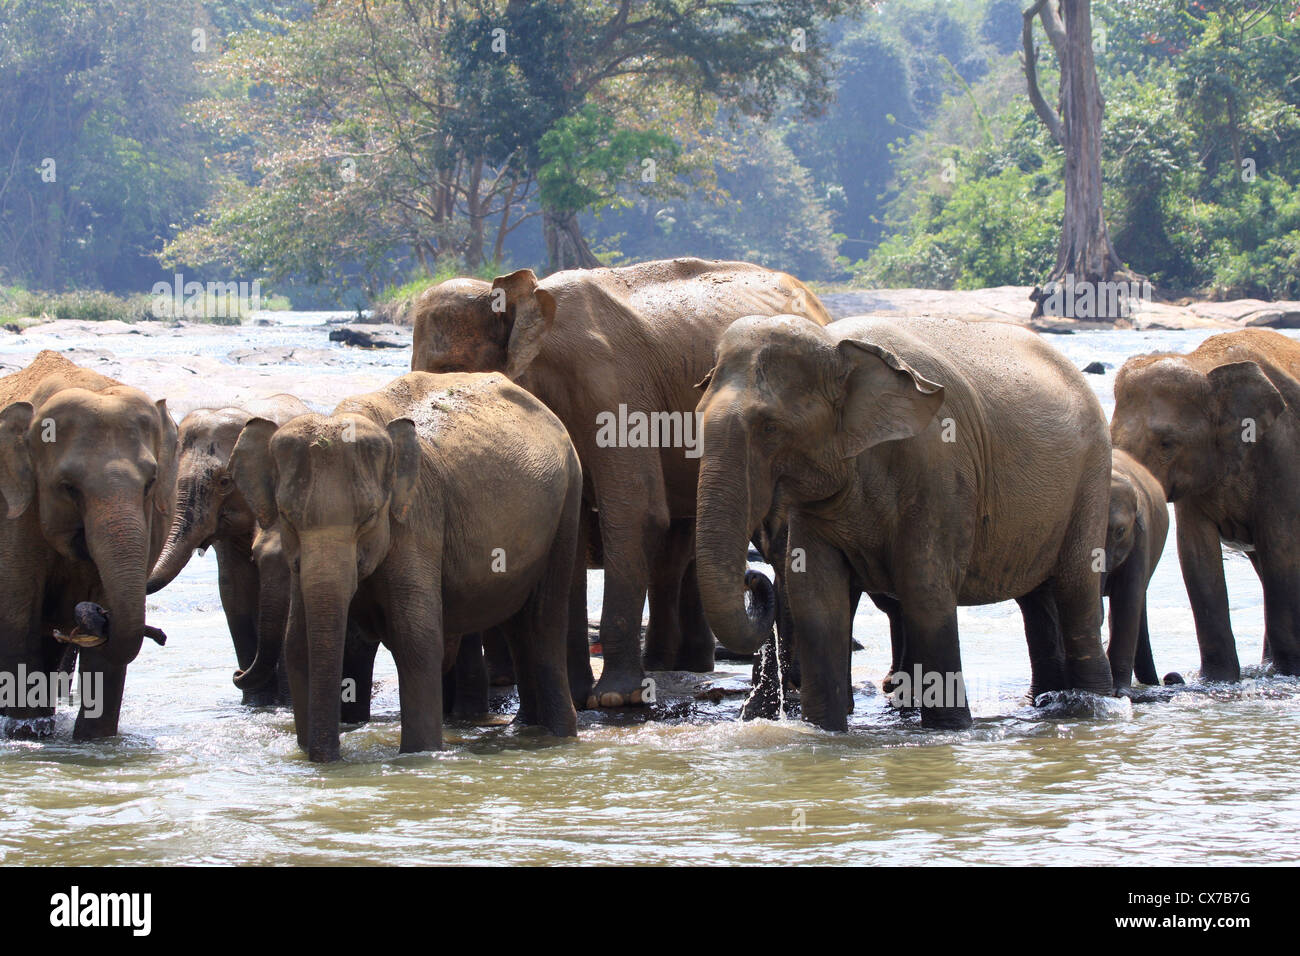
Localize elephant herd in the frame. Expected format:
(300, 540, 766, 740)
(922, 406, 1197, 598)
(1, 257, 1297, 762)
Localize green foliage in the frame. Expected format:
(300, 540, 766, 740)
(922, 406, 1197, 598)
(537, 108, 681, 217)
(0, 285, 157, 324)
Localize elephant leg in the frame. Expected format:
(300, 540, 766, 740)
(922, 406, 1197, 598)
(896, 602, 968, 730)
(1249, 553, 1273, 665)
(589, 465, 668, 708)
(567, 504, 595, 708)
(1176, 503, 1240, 681)
(1051, 564, 1113, 696)
(675, 539, 715, 673)
(215, 539, 263, 700)
(483, 627, 516, 686)
(643, 519, 688, 672)
(786, 538, 853, 732)
(1253, 543, 1300, 677)
(388, 587, 444, 755)
(874, 593, 911, 701)
(0, 576, 56, 729)
(1017, 584, 1068, 698)
(283, 583, 311, 752)
(505, 485, 579, 736)
(71, 649, 128, 740)
(340, 621, 379, 724)
(1133, 604, 1160, 687)
(1103, 550, 1148, 691)
(446, 633, 489, 719)
(255, 543, 294, 707)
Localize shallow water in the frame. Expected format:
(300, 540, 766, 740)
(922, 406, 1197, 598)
(1, 318, 1297, 866)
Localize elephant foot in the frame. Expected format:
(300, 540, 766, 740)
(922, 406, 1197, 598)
(241, 686, 280, 708)
(1199, 662, 1241, 683)
(919, 705, 972, 730)
(72, 717, 121, 741)
(1, 713, 56, 738)
(587, 671, 648, 708)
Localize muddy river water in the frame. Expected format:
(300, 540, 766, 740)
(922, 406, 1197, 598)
(0, 316, 1296, 865)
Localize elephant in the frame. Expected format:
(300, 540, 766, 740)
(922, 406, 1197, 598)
(0, 350, 177, 738)
(411, 257, 831, 707)
(146, 395, 310, 706)
(694, 315, 1115, 731)
(1111, 328, 1300, 681)
(227, 371, 582, 761)
(1103, 449, 1169, 689)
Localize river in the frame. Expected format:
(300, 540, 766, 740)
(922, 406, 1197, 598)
(0, 315, 1296, 865)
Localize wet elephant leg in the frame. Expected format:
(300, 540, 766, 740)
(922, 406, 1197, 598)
(445, 633, 489, 719)
(786, 539, 853, 732)
(340, 620, 378, 725)
(643, 520, 687, 672)
(1176, 503, 1240, 681)
(283, 585, 310, 752)
(874, 593, 911, 703)
(1249, 553, 1273, 665)
(0, 572, 56, 730)
(71, 649, 128, 740)
(483, 627, 516, 686)
(1253, 540, 1300, 677)
(589, 463, 668, 708)
(1133, 605, 1160, 687)
(568, 504, 595, 709)
(1017, 584, 1068, 698)
(675, 541, 715, 673)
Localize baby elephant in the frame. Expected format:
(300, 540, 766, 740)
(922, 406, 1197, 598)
(229, 372, 582, 762)
(1104, 450, 1169, 690)
(147, 395, 310, 706)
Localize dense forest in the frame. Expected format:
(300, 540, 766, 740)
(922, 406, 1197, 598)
(1, 0, 1298, 311)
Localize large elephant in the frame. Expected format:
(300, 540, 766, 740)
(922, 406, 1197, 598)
(1103, 449, 1169, 689)
(1111, 328, 1300, 680)
(146, 395, 309, 706)
(228, 371, 581, 761)
(411, 257, 831, 707)
(0, 350, 176, 738)
(694, 316, 1114, 731)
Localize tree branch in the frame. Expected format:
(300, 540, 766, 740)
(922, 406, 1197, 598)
(1022, 0, 1065, 147)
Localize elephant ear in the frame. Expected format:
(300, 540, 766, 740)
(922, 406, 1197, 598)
(386, 418, 421, 524)
(0, 401, 35, 519)
(153, 398, 179, 519)
(229, 418, 280, 529)
(492, 268, 557, 380)
(834, 340, 945, 459)
(1210, 361, 1285, 461)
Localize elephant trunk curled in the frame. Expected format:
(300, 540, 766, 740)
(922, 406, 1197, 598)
(148, 471, 219, 594)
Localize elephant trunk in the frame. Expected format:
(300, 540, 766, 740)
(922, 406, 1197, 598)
(84, 495, 152, 667)
(695, 426, 775, 655)
(299, 535, 356, 762)
(231, 601, 283, 694)
(148, 472, 219, 593)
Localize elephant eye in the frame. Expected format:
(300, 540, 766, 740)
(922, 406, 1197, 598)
(217, 473, 234, 491)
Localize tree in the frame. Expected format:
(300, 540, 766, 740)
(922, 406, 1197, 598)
(1022, 0, 1134, 318)
(445, 0, 864, 272)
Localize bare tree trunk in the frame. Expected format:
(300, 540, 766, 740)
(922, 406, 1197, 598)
(1023, 0, 1135, 320)
(544, 209, 601, 274)
(464, 156, 485, 270)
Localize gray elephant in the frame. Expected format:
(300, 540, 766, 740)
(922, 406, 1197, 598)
(411, 257, 831, 707)
(694, 316, 1115, 730)
(1112, 328, 1300, 680)
(228, 371, 582, 761)
(147, 395, 309, 706)
(1103, 449, 1169, 689)
(0, 350, 176, 738)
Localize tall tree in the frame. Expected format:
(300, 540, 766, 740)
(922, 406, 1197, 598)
(446, 0, 863, 273)
(1022, 0, 1134, 318)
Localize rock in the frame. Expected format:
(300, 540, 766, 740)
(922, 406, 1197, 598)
(1162, 672, 1185, 686)
(328, 326, 407, 349)
(1082, 361, 1108, 374)
(3, 323, 21, 334)
(227, 347, 342, 367)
